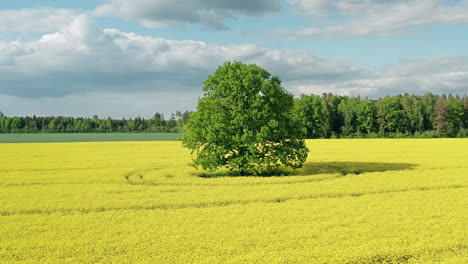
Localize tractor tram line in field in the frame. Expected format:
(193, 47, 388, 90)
(0, 184, 465, 218)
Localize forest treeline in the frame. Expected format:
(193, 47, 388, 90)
(1, 93, 467, 137)
(0, 111, 190, 134)
(294, 93, 468, 138)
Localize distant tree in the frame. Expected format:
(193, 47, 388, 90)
(181, 111, 191, 124)
(167, 114, 177, 129)
(83, 119, 92, 132)
(400, 94, 424, 133)
(0, 111, 4, 118)
(434, 96, 448, 134)
(127, 119, 136, 131)
(4, 117, 12, 132)
(153, 112, 164, 126)
(294, 94, 329, 138)
(321, 93, 344, 135)
(176, 110, 191, 131)
(375, 100, 387, 134)
(355, 99, 378, 134)
(48, 119, 57, 132)
(421, 93, 436, 131)
(104, 117, 113, 132)
(446, 96, 464, 136)
(319, 98, 332, 138)
(338, 97, 358, 136)
(182, 61, 308, 175)
(380, 96, 406, 133)
(463, 97, 468, 128)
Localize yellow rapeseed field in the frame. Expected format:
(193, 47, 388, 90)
(0, 139, 467, 263)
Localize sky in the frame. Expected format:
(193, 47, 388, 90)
(1, 0, 468, 118)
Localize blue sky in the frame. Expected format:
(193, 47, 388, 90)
(1, 0, 468, 117)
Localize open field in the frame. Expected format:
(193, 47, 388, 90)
(0, 133, 179, 143)
(0, 139, 467, 263)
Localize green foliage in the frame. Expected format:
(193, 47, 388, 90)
(456, 128, 468, 138)
(294, 94, 330, 138)
(182, 61, 308, 175)
(400, 93, 424, 133)
(421, 93, 437, 130)
(0, 112, 191, 134)
(355, 99, 377, 134)
(320, 93, 341, 135)
(0, 133, 179, 143)
(293, 92, 466, 138)
(463, 97, 468, 128)
(381, 96, 407, 133)
(1, 91, 466, 139)
(338, 97, 358, 136)
(446, 97, 464, 136)
(434, 96, 449, 134)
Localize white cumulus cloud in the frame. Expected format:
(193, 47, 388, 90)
(1, 15, 467, 117)
(280, 0, 468, 38)
(94, 0, 281, 29)
(0, 8, 79, 34)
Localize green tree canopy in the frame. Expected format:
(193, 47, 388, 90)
(294, 94, 330, 138)
(446, 97, 464, 136)
(182, 61, 309, 176)
(355, 99, 377, 134)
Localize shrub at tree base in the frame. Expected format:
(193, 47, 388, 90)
(182, 61, 309, 176)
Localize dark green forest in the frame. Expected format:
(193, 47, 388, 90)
(0, 111, 190, 134)
(293, 93, 467, 138)
(1, 93, 467, 138)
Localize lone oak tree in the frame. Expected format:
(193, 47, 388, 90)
(182, 61, 309, 176)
